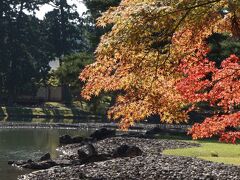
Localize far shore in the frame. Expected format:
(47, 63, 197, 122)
(0, 105, 102, 120)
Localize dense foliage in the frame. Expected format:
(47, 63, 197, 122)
(56, 53, 94, 96)
(80, 0, 240, 142)
(177, 48, 240, 143)
(0, 0, 53, 102)
(0, 0, 90, 103)
(83, 0, 121, 50)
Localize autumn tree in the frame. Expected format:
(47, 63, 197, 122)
(80, 0, 240, 142)
(177, 45, 240, 143)
(206, 33, 240, 67)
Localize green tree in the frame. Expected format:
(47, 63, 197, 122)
(55, 52, 110, 113)
(56, 52, 94, 96)
(207, 33, 240, 67)
(0, 0, 91, 104)
(83, 0, 121, 51)
(43, 0, 89, 64)
(0, 0, 53, 103)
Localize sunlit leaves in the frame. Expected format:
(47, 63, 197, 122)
(80, 0, 240, 137)
(178, 51, 240, 143)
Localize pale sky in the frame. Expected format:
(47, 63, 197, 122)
(36, 0, 87, 20)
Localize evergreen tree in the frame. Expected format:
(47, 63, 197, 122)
(207, 33, 240, 67)
(83, 0, 121, 51)
(43, 0, 89, 64)
(0, 0, 53, 103)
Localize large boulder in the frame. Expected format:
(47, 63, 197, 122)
(113, 144, 142, 158)
(21, 160, 57, 170)
(126, 146, 143, 157)
(77, 143, 110, 164)
(77, 143, 98, 160)
(59, 135, 73, 144)
(40, 153, 51, 161)
(90, 128, 116, 141)
(59, 135, 83, 144)
(86, 143, 98, 156)
(77, 150, 88, 160)
(72, 136, 83, 143)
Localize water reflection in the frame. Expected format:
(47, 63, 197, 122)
(0, 128, 94, 180)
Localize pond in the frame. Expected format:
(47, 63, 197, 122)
(0, 127, 94, 180)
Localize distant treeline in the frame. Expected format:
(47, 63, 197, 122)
(0, 0, 121, 104)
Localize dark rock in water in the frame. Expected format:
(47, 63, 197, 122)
(72, 136, 83, 143)
(113, 144, 142, 158)
(82, 137, 94, 143)
(59, 135, 73, 144)
(145, 127, 161, 136)
(40, 153, 51, 161)
(9, 159, 57, 170)
(8, 160, 14, 165)
(60, 135, 83, 144)
(90, 128, 116, 141)
(27, 159, 33, 163)
(9, 156, 57, 170)
(14, 160, 27, 166)
(21, 160, 57, 170)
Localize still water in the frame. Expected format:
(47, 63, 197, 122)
(0, 127, 94, 180)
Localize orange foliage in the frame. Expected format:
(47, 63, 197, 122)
(80, 0, 240, 142)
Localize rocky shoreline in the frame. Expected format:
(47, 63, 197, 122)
(15, 128, 240, 180)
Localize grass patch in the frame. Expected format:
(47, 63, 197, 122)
(163, 139, 240, 166)
(0, 101, 99, 120)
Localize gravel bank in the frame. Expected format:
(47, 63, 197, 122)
(19, 137, 240, 180)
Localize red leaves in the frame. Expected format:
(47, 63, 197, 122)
(220, 132, 240, 144)
(177, 47, 216, 103)
(189, 112, 240, 143)
(177, 49, 240, 143)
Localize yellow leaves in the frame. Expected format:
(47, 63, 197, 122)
(80, 0, 240, 129)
